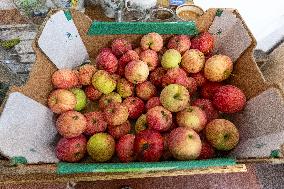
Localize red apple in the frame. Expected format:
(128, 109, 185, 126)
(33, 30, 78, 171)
(168, 127, 202, 160)
(191, 32, 214, 54)
(145, 97, 161, 111)
(56, 135, 87, 162)
(56, 111, 87, 138)
(84, 85, 102, 101)
(176, 106, 207, 132)
(167, 35, 191, 54)
(96, 49, 118, 74)
(123, 97, 145, 119)
(99, 92, 122, 110)
(181, 49, 205, 74)
(212, 85, 246, 113)
(103, 103, 129, 126)
(84, 111, 107, 135)
(149, 67, 167, 87)
(161, 132, 173, 160)
(140, 50, 159, 71)
(134, 129, 164, 162)
(111, 38, 132, 57)
(108, 120, 131, 139)
(190, 72, 207, 87)
(52, 69, 79, 89)
(146, 106, 172, 132)
(198, 141, 215, 159)
(48, 89, 76, 114)
(192, 99, 219, 122)
(140, 32, 163, 52)
(117, 50, 140, 76)
(161, 67, 187, 87)
(136, 81, 157, 101)
(78, 64, 97, 85)
(125, 60, 149, 84)
(201, 81, 223, 99)
(116, 134, 136, 163)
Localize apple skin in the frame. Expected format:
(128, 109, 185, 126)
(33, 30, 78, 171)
(52, 69, 79, 89)
(117, 78, 135, 98)
(103, 102, 129, 126)
(176, 106, 207, 132)
(136, 81, 157, 101)
(56, 135, 87, 162)
(87, 133, 115, 162)
(190, 72, 207, 87)
(111, 38, 132, 57)
(56, 111, 87, 138)
(125, 60, 150, 84)
(134, 129, 164, 162)
(205, 119, 239, 151)
(84, 85, 102, 101)
(96, 49, 118, 73)
(135, 114, 148, 134)
(123, 97, 145, 119)
(198, 141, 215, 159)
(160, 84, 190, 112)
(212, 85, 246, 113)
(140, 50, 159, 71)
(108, 120, 131, 139)
(48, 89, 76, 114)
(70, 88, 87, 111)
(161, 132, 173, 160)
(99, 92, 122, 110)
(146, 106, 172, 132)
(149, 67, 167, 87)
(140, 32, 163, 52)
(116, 134, 136, 163)
(146, 97, 161, 111)
(117, 50, 140, 77)
(92, 70, 116, 94)
(191, 32, 214, 54)
(181, 49, 205, 74)
(161, 49, 182, 69)
(167, 35, 191, 54)
(192, 98, 219, 122)
(84, 111, 107, 135)
(168, 127, 202, 160)
(204, 55, 233, 82)
(201, 81, 223, 100)
(78, 64, 97, 85)
(161, 67, 187, 87)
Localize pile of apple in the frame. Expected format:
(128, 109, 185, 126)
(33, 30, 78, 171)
(47, 32, 246, 163)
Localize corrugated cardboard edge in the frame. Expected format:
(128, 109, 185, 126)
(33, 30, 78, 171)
(0, 8, 281, 179)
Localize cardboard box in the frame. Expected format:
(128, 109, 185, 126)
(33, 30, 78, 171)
(1, 8, 284, 183)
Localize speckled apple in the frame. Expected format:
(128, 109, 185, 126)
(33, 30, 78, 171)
(92, 70, 116, 94)
(48, 89, 76, 114)
(125, 60, 149, 84)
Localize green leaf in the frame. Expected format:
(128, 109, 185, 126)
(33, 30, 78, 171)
(1, 38, 20, 49)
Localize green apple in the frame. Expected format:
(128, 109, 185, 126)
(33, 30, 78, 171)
(161, 49, 182, 69)
(87, 133, 115, 162)
(160, 84, 190, 112)
(92, 70, 116, 94)
(70, 88, 87, 111)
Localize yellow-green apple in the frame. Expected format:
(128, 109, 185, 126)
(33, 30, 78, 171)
(204, 55, 233, 82)
(176, 106, 207, 132)
(125, 60, 149, 84)
(56, 111, 87, 138)
(56, 135, 87, 162)
(136, 81, 157, 101)
(103, 102, 129, 126)
(70, 88, 87, 111)
(117, 78, 134, 98)
(92, 70, 116, 94)
(84, 111, 107, 135)
(161, 49, 181, 69)
(87, 133, 115, 162)
(99, 92, 122, 109)
(160, 84, 190, 112)
(205, 119, 239, 151)
(52, 69, 79, 89)
(167, 35, 191, 54)
(134, 129, 164, 162)
(116, 134, 136, 163)
(78, 64, 97, 85)
(168, 127, 202, 160)
(140, 32, 163, 52)
(181, 49, 205, 73)
(134, 114, 148, 134)
(146, 106, 172, 132)
(47, 89, 76, 114)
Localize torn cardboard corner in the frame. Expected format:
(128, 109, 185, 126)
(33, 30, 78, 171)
(0, 92, 59, 164)
(38, 10, 89, 69)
